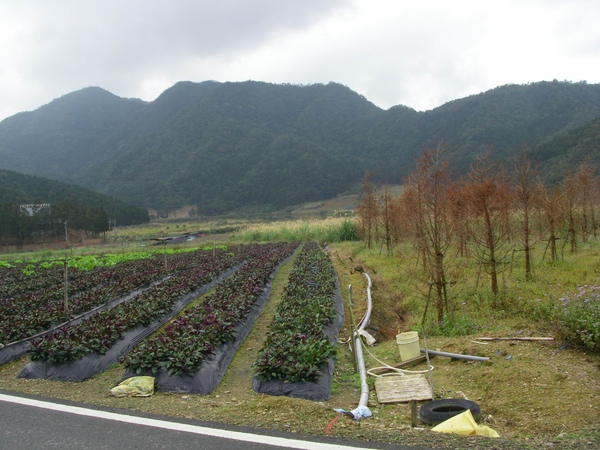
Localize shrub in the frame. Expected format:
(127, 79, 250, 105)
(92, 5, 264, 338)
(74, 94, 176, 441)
(425, 314, 479, 337)
(553, 284, 600, 352)
(328, 218, 359, 242)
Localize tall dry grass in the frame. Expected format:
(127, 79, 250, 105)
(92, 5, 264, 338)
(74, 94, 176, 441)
(232, 217, 358, 243)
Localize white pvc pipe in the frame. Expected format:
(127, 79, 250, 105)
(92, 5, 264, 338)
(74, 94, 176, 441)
(354, 272, 372, 408)
(334, 273, 373, 420)
(420, 349, 490, 362)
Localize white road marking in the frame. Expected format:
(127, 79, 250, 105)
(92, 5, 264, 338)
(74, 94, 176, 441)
(0, 393, 374, 450)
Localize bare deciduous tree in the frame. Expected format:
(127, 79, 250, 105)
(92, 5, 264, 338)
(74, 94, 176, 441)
(562, 172, 579, 254)
(402, 144, 454, 322)
(513, 150, 538, 280)
(466, 151, 513, 297)
(575, 162, 597, 241)
(537, 181, 564, 261)
(356, 173, 378, 249)
(379, 185, 394, 255)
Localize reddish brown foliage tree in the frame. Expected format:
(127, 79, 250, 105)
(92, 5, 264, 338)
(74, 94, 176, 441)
(537, 181, 564, 261)
(562, 172, 579, 254)
(465, 151, 513, 297)
(378, 185, 395, 255)
(575, 162, 597, 241)
(513, 151, 538, 280)
(356, 173, 378, 249)
(402, 144, 454, 322)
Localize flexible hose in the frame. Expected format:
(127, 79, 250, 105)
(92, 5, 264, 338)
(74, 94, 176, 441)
(361, 340, 434, 377)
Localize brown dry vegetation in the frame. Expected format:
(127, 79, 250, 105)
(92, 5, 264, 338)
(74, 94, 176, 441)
(0, 242, 599, 449)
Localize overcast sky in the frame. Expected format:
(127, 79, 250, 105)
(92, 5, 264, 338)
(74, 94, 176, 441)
(1, 0, 599, 122)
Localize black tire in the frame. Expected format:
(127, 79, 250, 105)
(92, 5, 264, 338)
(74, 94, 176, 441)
(419, 399, 481, 425)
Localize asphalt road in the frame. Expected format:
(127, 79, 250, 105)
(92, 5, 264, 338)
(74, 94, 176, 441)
(0, 391, 416, 450)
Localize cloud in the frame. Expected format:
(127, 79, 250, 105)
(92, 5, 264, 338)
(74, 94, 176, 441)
(1, 0, 599, 120)
(0, 0, 352, 117)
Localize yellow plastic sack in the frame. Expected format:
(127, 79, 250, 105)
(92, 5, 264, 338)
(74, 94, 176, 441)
(109, 376, 155, 398)
(431, 409, 500, 438)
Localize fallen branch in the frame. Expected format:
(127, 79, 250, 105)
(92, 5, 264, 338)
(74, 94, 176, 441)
(476, 337, 554, 342)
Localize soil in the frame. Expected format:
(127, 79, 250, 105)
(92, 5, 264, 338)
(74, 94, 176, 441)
(0, 244, 599, 449)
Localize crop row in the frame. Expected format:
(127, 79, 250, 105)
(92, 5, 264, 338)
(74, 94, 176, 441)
(122, 242, 298, 376)
(27, 244, 283, 364)
(0, 260, 95, 299)
(0, 256, 171, 342)
(3, 263, 140, 312)
(0, 248, 199, 299)
(0, 262, 161, 345)
(253, 242, 337, 382)
(0, 248, 236, 345)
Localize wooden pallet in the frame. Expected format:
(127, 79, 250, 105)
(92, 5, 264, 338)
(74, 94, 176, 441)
(374, 375, 433, 403)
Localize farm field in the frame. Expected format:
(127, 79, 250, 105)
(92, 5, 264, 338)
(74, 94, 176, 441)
(1, 243, 299, 383)
(0, 237, 599, 449)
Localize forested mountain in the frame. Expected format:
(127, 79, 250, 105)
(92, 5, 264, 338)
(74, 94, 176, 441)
(530, 117, 600, 184)
(0, 169, 149, 226)
(0, 80, 599, 215)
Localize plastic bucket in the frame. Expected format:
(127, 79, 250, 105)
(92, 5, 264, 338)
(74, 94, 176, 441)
(396, 331, 420, 361)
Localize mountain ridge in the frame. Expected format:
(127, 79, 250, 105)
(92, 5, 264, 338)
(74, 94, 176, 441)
(1, 80, 599, 214)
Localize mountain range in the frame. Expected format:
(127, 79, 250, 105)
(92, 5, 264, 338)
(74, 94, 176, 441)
(1, 80, 599, 215)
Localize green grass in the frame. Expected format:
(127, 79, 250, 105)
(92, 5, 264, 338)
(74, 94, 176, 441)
(3, 214, 599, 351)
(338, 237, 600, 349)
(0, 219, 598, 443)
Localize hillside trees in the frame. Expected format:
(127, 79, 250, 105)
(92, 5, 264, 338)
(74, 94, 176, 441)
(0, 199, 110, 244)
(0, 169, 149, 227)
(2, 80, 600, 214)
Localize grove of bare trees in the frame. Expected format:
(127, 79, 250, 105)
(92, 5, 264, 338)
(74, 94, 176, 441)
(355, 146, 600, 325)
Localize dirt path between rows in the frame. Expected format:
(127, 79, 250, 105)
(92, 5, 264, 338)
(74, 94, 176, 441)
(213, 249, 298, 398)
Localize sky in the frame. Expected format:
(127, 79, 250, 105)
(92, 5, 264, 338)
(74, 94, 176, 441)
(1, 0, 600, 122)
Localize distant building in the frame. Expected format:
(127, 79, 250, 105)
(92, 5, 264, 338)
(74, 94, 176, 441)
(19, 203, 51, 216)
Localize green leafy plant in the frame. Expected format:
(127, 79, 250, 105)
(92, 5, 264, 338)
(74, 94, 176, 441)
(253, 242, 338, 382)
(123, 242, 298, 376)
(27, 247, 246, 362)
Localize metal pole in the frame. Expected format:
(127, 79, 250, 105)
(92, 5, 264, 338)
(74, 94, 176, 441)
(163, 242, 167, 270)
(63, 255, 69, 318)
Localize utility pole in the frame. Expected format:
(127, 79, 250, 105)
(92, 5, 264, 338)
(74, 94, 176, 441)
(106, 218, 112, 243)
(64, 220, 72, 257)
(163, 239, 168, 270)
(112, 219, 117, 244)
